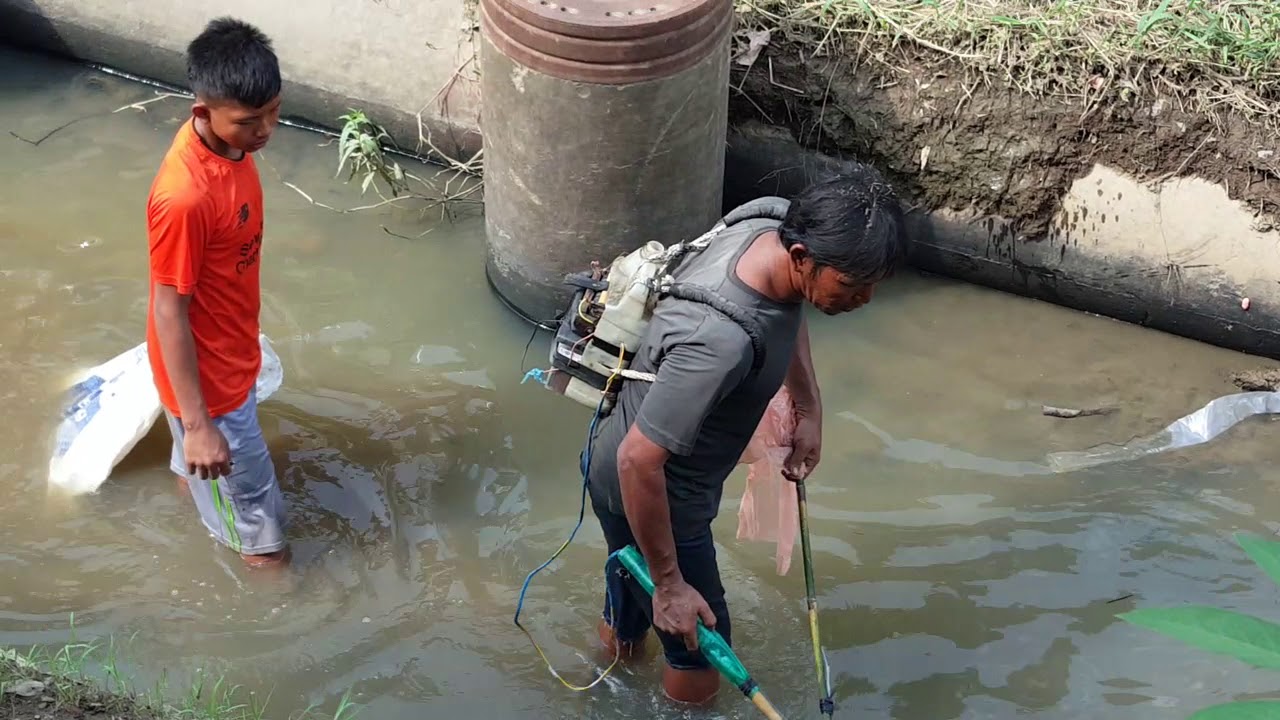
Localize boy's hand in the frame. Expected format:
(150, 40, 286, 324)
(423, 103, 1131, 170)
(184, 423, 232, 480)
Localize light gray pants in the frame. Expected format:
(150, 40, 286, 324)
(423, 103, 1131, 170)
(164, 390, 288, 555)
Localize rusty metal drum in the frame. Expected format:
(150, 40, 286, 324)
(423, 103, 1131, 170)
(479, 0, 734, 324)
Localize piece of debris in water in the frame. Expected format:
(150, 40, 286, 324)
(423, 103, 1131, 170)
(1042, 405, 1117, 419)
(1230, 368, 1280, 392)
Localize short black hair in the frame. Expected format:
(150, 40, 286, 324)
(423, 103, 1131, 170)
(779, 164, 908, 284)
(186, 17, 281, 108)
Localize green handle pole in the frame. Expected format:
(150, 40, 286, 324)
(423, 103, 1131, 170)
(613, 545, 785, 720)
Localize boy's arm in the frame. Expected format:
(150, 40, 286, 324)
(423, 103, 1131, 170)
(152, 285, 209, 427)
(148, 191, 230, 479)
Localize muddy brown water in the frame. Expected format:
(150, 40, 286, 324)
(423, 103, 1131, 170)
(4, 46, 1280, 720)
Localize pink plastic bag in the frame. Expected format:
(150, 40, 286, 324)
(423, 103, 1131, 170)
(736, 385, 800, 575)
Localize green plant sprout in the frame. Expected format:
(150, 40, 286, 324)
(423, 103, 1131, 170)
(336, 109, 409, 198)
(1120, 532, 1280, 719)
(281, 108, 482, 229)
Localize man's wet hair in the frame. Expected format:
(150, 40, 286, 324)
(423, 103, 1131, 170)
(186, 17, 281, 109)
(779, 164, 908, 284)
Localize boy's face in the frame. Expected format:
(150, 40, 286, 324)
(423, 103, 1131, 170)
(195, 94, 282, 154)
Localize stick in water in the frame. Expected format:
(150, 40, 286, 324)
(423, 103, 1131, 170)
(796, 479, 836, 716)
(1042, 405, 1116, 419)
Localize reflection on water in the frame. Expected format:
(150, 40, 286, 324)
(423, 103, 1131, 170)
(3, 45, 1280, 719)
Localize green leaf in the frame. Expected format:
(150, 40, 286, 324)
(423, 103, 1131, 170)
(1119, 605, 1280, 669)
(1235, 533, 1280, 591)
(1188, 701, 1280, 720)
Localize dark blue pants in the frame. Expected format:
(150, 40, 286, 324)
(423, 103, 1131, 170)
(592, 494, 732, 670)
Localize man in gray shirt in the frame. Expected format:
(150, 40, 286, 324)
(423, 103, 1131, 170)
(586, 165, 907, 705)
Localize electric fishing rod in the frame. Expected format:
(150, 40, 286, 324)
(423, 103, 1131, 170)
(795, 478, 836, 717)
(613, 545, 787, 720)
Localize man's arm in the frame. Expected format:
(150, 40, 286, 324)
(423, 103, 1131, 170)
(614, 324, 750, 643)
(617, 424, 681, 585)
(784, 315, 821, 414)
(618, 335, 747, 583)
(783, 315, 823, 480)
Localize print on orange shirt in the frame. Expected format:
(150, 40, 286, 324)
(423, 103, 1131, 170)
(145, 118, 265, 419)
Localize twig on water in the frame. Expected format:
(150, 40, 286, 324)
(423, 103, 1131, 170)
(11, 88, 188, 146)
(112, 92, 190, 114)
(10, 116, 93, 146)
(1042, 405, 1118, 419)
(382, 225, 432, 240)
(283, 181, 417, 213)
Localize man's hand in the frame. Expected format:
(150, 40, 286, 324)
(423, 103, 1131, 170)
(783, 317, 822, 482)
(784, 408, 822, 482)
(653, 578, 717, 651)
(183, 422, 232, 480)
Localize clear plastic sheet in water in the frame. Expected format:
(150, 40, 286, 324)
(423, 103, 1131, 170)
(1046, 391, 1280, 473)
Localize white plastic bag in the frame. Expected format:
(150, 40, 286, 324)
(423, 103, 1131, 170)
(48, 334, 284, 495)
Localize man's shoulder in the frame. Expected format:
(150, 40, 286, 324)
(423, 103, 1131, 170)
(650, 301, 753, 365)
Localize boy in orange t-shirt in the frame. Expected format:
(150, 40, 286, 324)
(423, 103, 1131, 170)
(146, 17, 287, 567)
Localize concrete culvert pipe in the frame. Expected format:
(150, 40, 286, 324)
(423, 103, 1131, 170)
(479, 0, 734, 324)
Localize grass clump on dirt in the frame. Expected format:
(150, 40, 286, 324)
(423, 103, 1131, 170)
(736, 0, 1280, 128)
(1, 622, 360, 720)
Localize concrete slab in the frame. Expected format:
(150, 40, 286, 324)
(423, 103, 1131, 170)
(0, 0, 482, 159)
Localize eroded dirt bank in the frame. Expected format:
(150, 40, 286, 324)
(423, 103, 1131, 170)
(721, 25, 1280, 360)
(728, 36, 1278, 244)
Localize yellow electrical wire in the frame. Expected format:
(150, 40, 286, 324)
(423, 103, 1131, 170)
(517, 345, 630, 692)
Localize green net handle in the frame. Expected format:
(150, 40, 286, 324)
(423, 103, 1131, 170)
(614, 545, 752, 689)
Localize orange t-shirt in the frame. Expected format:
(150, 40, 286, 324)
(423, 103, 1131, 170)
(145, 118, 264, 419)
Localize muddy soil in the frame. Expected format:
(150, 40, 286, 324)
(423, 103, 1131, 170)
(728, 39, 1280, 242)
(2, 673, 153, 720)
(2, 694, 143, 720)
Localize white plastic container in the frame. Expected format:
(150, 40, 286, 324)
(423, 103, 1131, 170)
(583, 241, 666, 375)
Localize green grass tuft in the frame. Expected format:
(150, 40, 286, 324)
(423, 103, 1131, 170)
(735, 0, 1280, 127)
(1, 616, 360, 720)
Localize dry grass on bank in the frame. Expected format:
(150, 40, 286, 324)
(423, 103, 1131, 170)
(736, 0, 1280, 127)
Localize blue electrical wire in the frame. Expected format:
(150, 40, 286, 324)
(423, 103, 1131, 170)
(513, 388, 608, 626)
(511, 382, 622, 691)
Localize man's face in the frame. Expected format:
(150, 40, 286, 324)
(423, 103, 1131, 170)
(789, 247, 880, 315)
(806, 265, 878, 315)
(198, 94, 282, 154)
